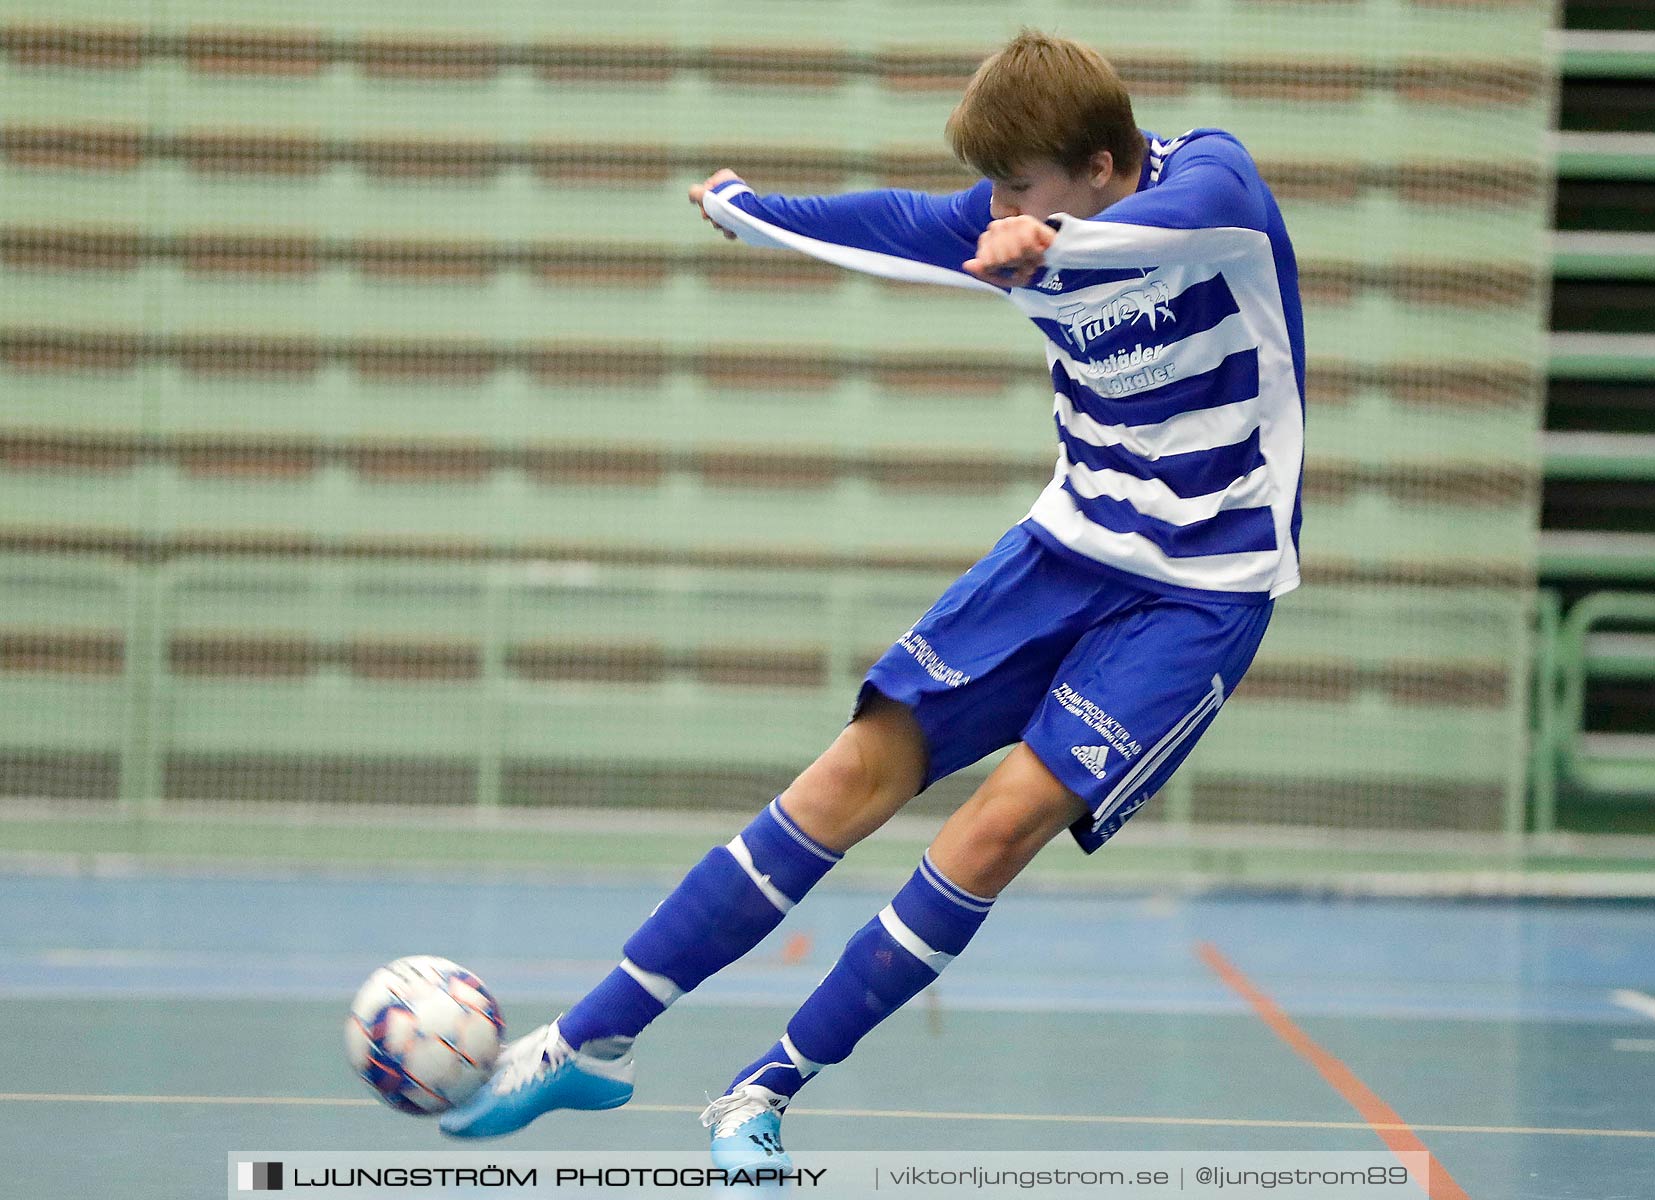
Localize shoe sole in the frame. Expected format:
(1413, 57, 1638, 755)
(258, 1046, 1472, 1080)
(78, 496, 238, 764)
(710, 1151, 794, 1172)
(439, 1089, 632, 1139)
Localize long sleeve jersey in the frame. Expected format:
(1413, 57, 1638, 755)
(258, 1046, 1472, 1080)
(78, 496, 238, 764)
(701, 128, 1306, 603)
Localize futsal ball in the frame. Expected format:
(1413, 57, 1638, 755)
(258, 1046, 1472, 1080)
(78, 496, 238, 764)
(345, 955, 505, 1115)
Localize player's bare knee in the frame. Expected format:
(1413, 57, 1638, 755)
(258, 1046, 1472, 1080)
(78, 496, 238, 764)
(778, 709, 924, 849)
(928, 795, 1047, 898)
(962, 792, 1054, 863)
(932, 754, 1086, 894)
(853, 693, 927, 788)
(794, 735, 881, 809)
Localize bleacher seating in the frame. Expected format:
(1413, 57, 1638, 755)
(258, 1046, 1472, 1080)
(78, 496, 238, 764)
(0, 0, 1551, 842)
(1536, 4, 1655, 823)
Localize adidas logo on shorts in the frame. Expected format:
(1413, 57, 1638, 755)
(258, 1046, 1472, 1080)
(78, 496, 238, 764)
(1070, 744, 1110, 779)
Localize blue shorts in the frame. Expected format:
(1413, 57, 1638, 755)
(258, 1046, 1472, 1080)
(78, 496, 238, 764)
(859, 524, 1272, 853)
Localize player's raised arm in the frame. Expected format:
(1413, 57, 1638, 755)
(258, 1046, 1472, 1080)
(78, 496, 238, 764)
(691, 171, 1002, 293)
(961, 216, 1057, 289)
(1040, 135, 1274, 270)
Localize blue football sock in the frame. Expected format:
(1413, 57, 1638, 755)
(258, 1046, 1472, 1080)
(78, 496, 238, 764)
(727, 853, 993, 1099)
(559, 799, 840, 1050)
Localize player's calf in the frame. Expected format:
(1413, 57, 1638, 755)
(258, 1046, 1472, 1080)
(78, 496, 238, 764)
(556, 798, 844, 1054)
(552, 697, 924, 1057)
(707, 851, 995, 1150)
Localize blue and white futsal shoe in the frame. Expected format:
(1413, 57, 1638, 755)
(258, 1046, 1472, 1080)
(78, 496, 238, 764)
(701, 1084, 793, 1171)
(439, 1019, 633, 1139)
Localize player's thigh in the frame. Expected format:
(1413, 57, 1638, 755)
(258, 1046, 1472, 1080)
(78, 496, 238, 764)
(859, 526, 1120, 790)
(927, 743, 1088, 897)
(778, 691, 928, 852)
(1023, 596, 1273, 853)
(782, 525, 1126, 853)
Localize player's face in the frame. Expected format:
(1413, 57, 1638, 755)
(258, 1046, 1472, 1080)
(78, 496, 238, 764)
(987, 154, 1116, 222)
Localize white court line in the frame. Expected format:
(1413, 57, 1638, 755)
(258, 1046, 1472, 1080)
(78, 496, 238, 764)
(0, 1093, 376, 1107)
(1610, 988, 1655, 1022)
(1613, 1039, 1655, 1053)
(1, 1093, 1651, 1139)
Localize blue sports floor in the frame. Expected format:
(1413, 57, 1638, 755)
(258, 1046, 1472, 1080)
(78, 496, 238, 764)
(2, 867, 1653, 1199)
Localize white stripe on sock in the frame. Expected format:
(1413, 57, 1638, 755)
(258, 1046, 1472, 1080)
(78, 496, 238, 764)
(780, 1033, 823, 1077)
(725, 835, 795, 914)
(619, 958, 684, 1006)
(877, 905, 954, 973)
(731, 1064, 798, 1101)
(919, 853, 994, 913)
(767, 799, 842, 863)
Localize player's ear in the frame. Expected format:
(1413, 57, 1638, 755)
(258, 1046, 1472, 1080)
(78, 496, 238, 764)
(1087, 150, 1114, 189)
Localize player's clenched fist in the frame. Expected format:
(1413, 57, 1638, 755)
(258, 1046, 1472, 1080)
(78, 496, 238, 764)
(689, 169, 742, 240)
(963, 215, 1057, 288)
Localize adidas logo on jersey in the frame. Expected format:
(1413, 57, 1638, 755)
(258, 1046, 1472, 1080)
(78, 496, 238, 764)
(1036, 271, 1063, 292)
(1070, 744, 1110, 779)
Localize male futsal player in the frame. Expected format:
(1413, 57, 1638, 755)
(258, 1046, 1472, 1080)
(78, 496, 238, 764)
(442, 30, 1306, 1166)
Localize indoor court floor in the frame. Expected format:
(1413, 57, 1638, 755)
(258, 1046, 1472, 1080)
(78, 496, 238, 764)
(2, 866, 1652, 1199)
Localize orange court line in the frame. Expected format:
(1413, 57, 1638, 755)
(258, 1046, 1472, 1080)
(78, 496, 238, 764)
(1196, 941, 1471, 1200)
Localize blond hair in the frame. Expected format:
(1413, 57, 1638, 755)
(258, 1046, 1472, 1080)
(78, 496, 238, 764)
(945, 30, 1142, 182)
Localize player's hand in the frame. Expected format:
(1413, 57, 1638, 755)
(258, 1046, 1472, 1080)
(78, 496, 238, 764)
(689, 168, 742, 240)
(963, 216, 1057, 288)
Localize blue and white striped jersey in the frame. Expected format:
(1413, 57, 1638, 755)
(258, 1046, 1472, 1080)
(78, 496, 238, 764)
(701, 128, 1306, 603)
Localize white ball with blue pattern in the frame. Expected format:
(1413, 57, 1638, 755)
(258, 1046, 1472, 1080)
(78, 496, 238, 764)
(345, 955, 505, 1115)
